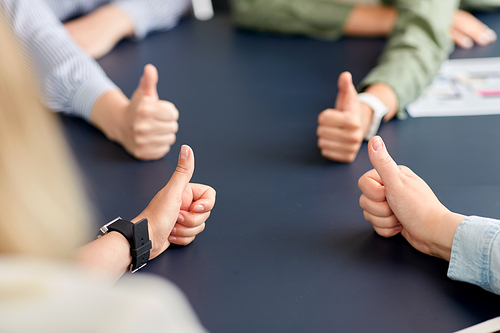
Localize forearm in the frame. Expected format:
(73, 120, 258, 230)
(363, 82, 398, 122)
(76, 231, 131, 283)
(64, 4, 134, 59)
(429, 211, 465, 261)
(90, 89, 130, 143)
(344, 5, 397, 37)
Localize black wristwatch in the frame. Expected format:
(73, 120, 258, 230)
(97, 217, 152, 273)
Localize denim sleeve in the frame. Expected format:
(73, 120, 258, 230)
(447, 216, 500, 295)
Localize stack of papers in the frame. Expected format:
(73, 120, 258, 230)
(407, 57, 500, 117)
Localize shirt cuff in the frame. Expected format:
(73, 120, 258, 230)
(447, 216, 500, 294)
(70, 74, 118, 121)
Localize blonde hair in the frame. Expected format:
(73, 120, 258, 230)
(0, 12, 91, 258)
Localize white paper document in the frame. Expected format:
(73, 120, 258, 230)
(407, 57, 500, 118)
(454, 315, 500, 333)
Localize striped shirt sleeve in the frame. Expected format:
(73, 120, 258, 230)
(1, 0, 118, 121)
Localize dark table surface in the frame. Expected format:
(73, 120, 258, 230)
(61, 11, 500, 333)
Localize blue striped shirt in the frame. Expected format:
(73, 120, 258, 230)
(1, 0, 190, 120)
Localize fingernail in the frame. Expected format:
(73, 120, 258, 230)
(172, 227, 177, 234)
(169, 235, 177, 242)
(180, 145, 189, 160)
(177, 214, 185, 223)
(394, 225, 403, 233)
(462, 37, 473, 49)
(372, 136, 383, 152)
(193, 205, 204, 213)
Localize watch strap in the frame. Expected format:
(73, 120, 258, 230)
(358, 92, 388, 140)
(106, 218, 152, 273)
(130, 218, 152, 272)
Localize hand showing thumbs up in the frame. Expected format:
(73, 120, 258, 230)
(317, 72, 373, 163)
(133, 145, 216, 259)
(114, 64, 179, 160)
(358, 136, 464, 261)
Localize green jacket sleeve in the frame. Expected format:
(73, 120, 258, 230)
(230, 0, 354, 40)
(358, 0, 459, 118)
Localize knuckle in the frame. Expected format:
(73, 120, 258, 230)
(165, 134, 176, 145)
(171, 121, 179, 134)
(184, 216, 197, 228)
(317, 111, 327, 124)
(132, 123, 148, 137)
(175, 163, 192, 176)
(317, 138, 326, 149)
(345, 152, 357, 163)
(362, 209, 371, 221)
(378, 154, 394, 167)
(358, 176, 366, 191)
(133, 150, 151, 161)
(163, 101, 179, 120)
(176, 238, 189, 246)
(132, 134, 148, 148)
(182, 236, 195, 246)
(381, 204, 393, 217)
(157, 145, 171, 158)
(353, 130, 364, 142)
(359, 195, 369, 210)
(376, 227, 394, 238)
(136, 103, 153, 118)
(320, 149, 331, 159)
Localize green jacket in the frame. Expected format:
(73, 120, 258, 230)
(230, 0, 461, 118)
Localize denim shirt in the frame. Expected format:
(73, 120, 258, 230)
(448, 216, 500, 295)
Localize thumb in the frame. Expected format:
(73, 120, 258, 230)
(138, 64, 159, 98)
(335, 71, 358, 111)
(368, 136, 401, 187)
(164, 145, 195, 200)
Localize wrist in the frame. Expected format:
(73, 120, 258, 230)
(91, 89, 130, 143)
(104, 4, 135, 41)
(358, 101, 374, 137)
(103, 230, 132, 265)
(430, 210, 465, 261)
(364, 83, 398, 121)
(358, 93, 388, 139)
(97, 217, 152, 272)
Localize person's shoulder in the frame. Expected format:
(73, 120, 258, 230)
(0, 255, 208, 333)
